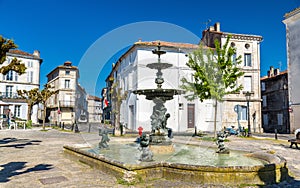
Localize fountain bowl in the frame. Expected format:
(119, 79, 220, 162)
(63, 138, 289, 186)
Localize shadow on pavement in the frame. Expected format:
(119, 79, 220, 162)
(0, 162, 53, 183)
(0, 137, 41, 148)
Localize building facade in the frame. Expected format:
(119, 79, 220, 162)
(0, 49, 42, 123)
(202, 23, 263, 133)
(104, 23, 263, 133)
(46, 61, 88, 125)
(283, 7, 300, 133)
(87, 95, 102, 123)
(261, 67, 289, 133)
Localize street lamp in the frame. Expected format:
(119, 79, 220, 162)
(245, 91, 252, 137)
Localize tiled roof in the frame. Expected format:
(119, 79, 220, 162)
(88, 95, 101, 101)
(284, 7, 300, 19)
(261, 70, 288, 81)
(8, 49, 35, 57)
(134, 40, 199, 49)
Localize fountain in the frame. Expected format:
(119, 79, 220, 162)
(63, 43, 290, 186)
(133, 42, 184, 154)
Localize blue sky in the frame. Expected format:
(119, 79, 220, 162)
(1, 0, 299, 97)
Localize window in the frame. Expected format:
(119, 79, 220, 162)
(27, 71, 33, 83)
(14, 105, 21, 117)
(243, 76, 252, 92)
(232, 53, 237, 65)
(65, 70, 70, 75)
(244, 53, 251, 66)
(6, 86, 13, 98)
(277, 114, 283, 126)
(6, 70, 13, 81)
(261, 82, 265, 91)
(65, 80, 70, 88)
(262, 96, 267, 107)
(27, 61, 33, 68)
(14, 72, 18, 81)
(263, 114, 268, 126)
(238, 105, 248, 121)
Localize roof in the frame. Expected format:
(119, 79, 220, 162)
(284, 7, 300, 19)
(88, 95, 101, 101)
(8, 49, 42, 61)
(134, 40, 199, 49)
(261, 70, 288, 81)
(222, 32, 263, 41)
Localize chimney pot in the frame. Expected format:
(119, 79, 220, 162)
(33, 50, 40, 58)
(214, 22, 220, 32)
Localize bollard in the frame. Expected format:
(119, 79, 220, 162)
(59, 122, 61, 128)
(88, 123, 91, 133)
(275, 128, 278, 140)
(62, 122, 65, 130)
(74, 121, 79, 133)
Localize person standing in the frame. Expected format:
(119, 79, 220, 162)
(7, 109, 12, 127)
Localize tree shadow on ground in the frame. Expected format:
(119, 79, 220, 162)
(0, 137, 41, 148)
(0, 162, 53, 183)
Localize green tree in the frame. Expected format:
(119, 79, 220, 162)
(181, 35, 244, 138)
(0, 35, 26, 75)
(17, 88, 40, 121)
(38, 84, 58, 130)
(110, 80, 128, 136)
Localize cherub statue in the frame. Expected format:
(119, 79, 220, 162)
(138, 133, 153, 162)
(99, 129, 110, 149)
(216, 132, 229, 154)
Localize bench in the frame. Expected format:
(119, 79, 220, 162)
(288, 139, 300, 149)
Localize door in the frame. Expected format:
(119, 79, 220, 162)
(187, 104, 195, 128)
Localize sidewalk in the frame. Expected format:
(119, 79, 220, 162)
(0, 128, 299, 187)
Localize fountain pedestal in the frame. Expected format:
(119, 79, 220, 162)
(133, 42, 184, 155)
(149, 134, 174, 154)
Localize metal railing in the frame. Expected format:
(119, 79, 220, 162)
(0, 92, 22, 99)
(59, 100, 76, 107)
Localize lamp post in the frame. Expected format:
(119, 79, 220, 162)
(245, 91, 252, 137)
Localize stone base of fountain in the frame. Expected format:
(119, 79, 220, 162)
(63, 144, 290, 186)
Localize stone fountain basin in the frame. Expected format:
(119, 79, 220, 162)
(63, 140, 289, 186)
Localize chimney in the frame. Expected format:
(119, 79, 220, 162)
(33, 50, 40, 58)
(138, 38, 142, 42)
(64, 61, 72, 66)
(274, 68, 280, 76)
(269, 66, 274, 77)
(214, 22, 220, 32)
(209, 26, 214, 31)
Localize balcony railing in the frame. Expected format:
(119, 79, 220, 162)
(0, 92, 23, 99)
(59, 100, 76, 107)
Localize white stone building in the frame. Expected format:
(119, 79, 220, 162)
(46, 61, 88, 125)
(87, 95, 102, 123)
(283, 7, 300, 133)
(0, 49, 42, 123)
(106, 23, 263, 133)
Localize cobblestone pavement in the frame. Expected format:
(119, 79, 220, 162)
(0, 127, 300, 187)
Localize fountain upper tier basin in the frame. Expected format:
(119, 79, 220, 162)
(133, 88, 185, 101)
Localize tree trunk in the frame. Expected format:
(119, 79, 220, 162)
(214, 98, 218, 138)
(114, 112, 121, 136)
(27, 103, 32, 121)
(42, 105, 46, 130)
